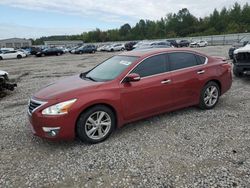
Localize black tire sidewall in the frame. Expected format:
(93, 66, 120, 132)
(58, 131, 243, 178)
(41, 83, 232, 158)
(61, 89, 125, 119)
(199, 81, 220, 110)
(17, 55, 22, 59)
(76, 105, 116, 144)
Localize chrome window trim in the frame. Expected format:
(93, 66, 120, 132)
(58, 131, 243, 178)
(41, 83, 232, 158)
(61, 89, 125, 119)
(28, 98, 47, 116)
(120, 51, 208, 83)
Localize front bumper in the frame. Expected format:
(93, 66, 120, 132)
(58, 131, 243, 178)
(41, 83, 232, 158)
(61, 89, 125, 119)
(28, 109, 76, 141)
(234, 63, 250, 72)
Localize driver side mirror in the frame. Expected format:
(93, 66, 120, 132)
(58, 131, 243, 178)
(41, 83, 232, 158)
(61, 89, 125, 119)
(123, 73, 141, 83)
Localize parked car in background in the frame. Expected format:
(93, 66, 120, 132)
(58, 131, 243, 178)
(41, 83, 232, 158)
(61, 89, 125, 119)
(0, 50, 26, 60)
(106, 43, 125, 52)
(97, 45, 109, 52)
(0, 70, 17, 92)
(190, 40, 208, 48)
(125, 41, 137, 51)
(69, 46, 79, 54)
(134, 41, 172, 50)
(166, 40, 178, 47)
(233, 44, 250, 77)
(58, 47, 69, 53)
(74, 45, 97, 54)
(23, 47, 41, 55)
(178, 40, 190, 47)
(28, 48, 232, 143)
(36, 48, 64, 57)
(228, 36, 250, 59)
(17, 49, 30, 57)
(132, 40, 150, 49)
(150, 41, 172, 48)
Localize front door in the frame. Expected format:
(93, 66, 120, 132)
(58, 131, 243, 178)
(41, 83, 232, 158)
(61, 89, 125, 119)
(120, 53, 173, 121)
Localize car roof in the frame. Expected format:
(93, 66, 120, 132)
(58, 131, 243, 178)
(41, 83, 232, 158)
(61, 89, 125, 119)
(120, 48, 206, 57)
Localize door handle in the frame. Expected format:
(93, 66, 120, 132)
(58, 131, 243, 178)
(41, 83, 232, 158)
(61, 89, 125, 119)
(197, 70, 205, 74)
(161, 79, 171, 84)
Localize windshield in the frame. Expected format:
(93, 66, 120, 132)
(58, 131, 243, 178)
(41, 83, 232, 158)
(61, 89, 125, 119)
(240, 36, 250, 43)
(84, 55, 138, 82)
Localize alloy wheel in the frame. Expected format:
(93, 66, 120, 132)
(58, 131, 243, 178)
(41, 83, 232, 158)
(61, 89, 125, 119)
(204, 86, 219, 107)
(85, 111, 112, 140)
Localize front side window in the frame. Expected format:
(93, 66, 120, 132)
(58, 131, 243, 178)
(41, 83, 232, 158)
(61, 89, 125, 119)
(168, 52, 198, 71)
(85, 55, 138, 82)
(131, 54, 168, 77)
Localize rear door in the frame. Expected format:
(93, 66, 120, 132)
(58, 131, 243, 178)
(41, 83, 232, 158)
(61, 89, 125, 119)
(167, 52, 208, 107)
(120, 54, 173, 120)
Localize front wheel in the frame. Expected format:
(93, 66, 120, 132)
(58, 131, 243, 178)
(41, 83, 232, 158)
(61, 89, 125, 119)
(76, 105, 116, 144)
(17, 55, 22, 59)
(199, 81, 220, 110)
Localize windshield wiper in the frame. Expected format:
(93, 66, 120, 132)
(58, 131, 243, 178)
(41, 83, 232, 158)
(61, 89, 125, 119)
(80, 73, 97, 82)
(85, 76, 96, 82)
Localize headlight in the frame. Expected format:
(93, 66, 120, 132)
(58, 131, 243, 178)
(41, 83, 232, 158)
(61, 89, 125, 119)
(42, 99, 77, 115)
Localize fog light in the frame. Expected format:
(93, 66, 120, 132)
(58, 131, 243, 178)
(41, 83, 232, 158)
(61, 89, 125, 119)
(42, 127, 60, 137)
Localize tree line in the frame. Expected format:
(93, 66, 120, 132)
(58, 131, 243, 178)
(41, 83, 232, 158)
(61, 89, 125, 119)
(32, 2, 250, 45)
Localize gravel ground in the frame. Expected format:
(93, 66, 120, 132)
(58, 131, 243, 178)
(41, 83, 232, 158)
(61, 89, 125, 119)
(0, 46, 250, 187)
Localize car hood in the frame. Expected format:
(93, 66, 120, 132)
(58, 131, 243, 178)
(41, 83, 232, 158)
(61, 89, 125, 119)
(33, 75, 101, 100)
(0, 70, 8, 76)
(234, 44, 250, 54)
(232, 42, 244, 48)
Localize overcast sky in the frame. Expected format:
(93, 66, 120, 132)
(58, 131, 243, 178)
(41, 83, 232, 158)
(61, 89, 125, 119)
(0, 0, 248, 39)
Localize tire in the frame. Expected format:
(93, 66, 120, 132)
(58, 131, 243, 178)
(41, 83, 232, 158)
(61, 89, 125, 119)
(110, 49, 114, 52)
(76, 105, 116, 144)
(0, 56, 2, 60)
(17, 55, 22, 59)
(199, 81, 220, 110)
(79, 51, 83, 54)
(233, 66, 243, 78)
(121, 48, 125, 51)
(57, 52, 61, 56)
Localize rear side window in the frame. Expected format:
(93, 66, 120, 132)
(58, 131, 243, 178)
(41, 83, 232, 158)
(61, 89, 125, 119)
(131, 54, 168, 77)
(196, 55, 207, 65)
(168, 52, 197, 71)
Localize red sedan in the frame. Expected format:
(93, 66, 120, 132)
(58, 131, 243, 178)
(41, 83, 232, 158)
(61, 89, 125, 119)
(28, 48, 232, 143)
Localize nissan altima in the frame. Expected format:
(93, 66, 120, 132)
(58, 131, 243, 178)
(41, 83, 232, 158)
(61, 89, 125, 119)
(28, 48, 232, 143)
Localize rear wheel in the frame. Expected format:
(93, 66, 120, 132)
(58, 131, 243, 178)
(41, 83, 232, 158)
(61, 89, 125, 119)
(199, 81, 220, 110)
(17, 55, 22, 59)
(77, 105, 116, 144)
(0, 56, 2, 60)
